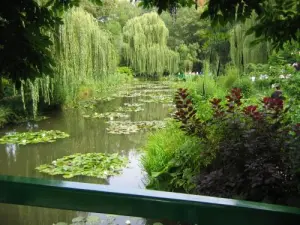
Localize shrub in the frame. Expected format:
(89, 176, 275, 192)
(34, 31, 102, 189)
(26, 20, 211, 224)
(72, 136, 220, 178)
(117, 66, 134, 79)
(232, 77, 254, 97)
(0, 106, 14, 128)
(217, 65, 239, 90)
(174, 87, 300, 205)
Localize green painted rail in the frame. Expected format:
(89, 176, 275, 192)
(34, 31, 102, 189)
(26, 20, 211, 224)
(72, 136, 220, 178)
(0, 175, 300, 225)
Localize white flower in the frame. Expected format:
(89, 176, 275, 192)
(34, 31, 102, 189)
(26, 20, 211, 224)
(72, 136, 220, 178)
(125, 220, 131, 225)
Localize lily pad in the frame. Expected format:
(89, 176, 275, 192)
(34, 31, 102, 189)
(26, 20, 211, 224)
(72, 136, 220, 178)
(112, 92, 143, 98)
(0, 130, 70, 145)
(36, 152, 128, 179)
(116, 103, 144, 112)
(83, 112, 129, 119)
(94, 96, 115, 102)
(138, 95, 173, 104)
(106, 120, 166, 134)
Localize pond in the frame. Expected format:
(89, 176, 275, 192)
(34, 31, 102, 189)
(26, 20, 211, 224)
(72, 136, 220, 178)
(0, 82, 176, 225)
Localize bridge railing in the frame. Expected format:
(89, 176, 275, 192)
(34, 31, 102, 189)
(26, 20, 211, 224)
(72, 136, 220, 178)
(0, 175, 300, 225)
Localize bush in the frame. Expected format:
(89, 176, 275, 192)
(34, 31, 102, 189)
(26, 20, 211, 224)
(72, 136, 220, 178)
(217, 65, 239, 90)
(117, 66, 134, 79)
(173, 87, 300, 205)
(232, 77, 254, 97)
(0, 106, 15, 128)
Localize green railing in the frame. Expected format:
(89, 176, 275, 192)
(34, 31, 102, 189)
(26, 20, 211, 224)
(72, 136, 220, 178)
(0, 175, 300, 225)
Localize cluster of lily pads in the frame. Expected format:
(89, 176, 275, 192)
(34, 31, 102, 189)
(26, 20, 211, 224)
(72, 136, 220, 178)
(0, 130, 70, 145)
(138, 95, 173, 104)
(106, 120, 166, 134)
(83, 112, 129, 119)
(36, 152, 128, 179)
(53, 216, 101, 225)
(53, 215, 165, 225)
(116, 103, 144, 112)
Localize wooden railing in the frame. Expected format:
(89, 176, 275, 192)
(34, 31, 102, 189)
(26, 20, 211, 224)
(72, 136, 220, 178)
(0, 175, 300, 225)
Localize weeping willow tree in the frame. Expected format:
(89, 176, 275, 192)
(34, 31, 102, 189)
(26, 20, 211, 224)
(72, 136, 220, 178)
(122, 12, 179, 77)
(53, 7, 118, 104)
(21, 7, 118, 118)
(230, 13, 270, 72)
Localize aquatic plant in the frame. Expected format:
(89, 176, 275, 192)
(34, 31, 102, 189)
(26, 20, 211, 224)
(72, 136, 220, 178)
(106, 120, 166, 134)
(83, 112, 129, 119)
(115, 103, 145, 112)
(36, 153, 128, 179)
(0, 130, 69, 145)
(138, 95, 173, 104)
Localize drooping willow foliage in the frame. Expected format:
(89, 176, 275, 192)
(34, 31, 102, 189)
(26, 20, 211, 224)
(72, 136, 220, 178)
(122, 12, 179, 77)
(53, 7, 118, 104)
(20, 75, 54, 118)
(230, 13, 269, 72)
(21, 7, 119, 117)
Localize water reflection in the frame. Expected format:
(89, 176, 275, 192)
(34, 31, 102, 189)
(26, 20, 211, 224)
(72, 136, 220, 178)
(0, 82, 174, 225)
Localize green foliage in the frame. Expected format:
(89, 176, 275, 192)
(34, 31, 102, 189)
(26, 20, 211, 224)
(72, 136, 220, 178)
(106, 120, 166, 134)
(268, 41, 300, 65)
(216, 65, 239, 90)
(232, 77, 254, 97)
(229, 14, 269, 72)
(160, 7, 230, 74)
(36, 153, 128, 179)
(281, 72, 300, 99)
(174, 88, 300, 204)
(0, 106, 13, 128)
(0, 0, 103, 90)
(83, 112, 129, 119)
(0, 130, 69, 145)
(142, 121, 205, 192)
(53, 7, 118, 104)
(176, 43, 199, 72)
(122, 12, 179, 77)
(143, 0, 300, 49)
(117, 66, 134, 78)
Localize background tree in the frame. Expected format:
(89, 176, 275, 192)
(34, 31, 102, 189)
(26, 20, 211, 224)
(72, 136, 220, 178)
(0, 0, 101, 98)
(160, 7, 230, 74)
(140, 0, 300, 48)
(122, 12, 179, 77)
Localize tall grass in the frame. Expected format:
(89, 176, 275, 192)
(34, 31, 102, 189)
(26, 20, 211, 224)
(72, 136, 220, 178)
(142, 122, 187, 174)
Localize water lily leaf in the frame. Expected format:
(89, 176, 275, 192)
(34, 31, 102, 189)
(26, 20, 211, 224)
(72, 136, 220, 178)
(86, 216, 101, 224)
(83, 112, 129, 119)
(72, 217, 85, 223)
(0, 130, 70, 145)
(106, 120, 166, 135)
(115, 103, 144, 112)
(54, 222, 69, 225)
(153, 223, 164, 225)
(36, 153, 128, 179)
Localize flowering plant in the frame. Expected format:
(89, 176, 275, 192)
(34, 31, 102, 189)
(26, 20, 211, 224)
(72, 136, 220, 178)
(174, 88, 300, 205)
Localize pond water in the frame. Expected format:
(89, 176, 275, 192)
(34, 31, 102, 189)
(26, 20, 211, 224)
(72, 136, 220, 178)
(0, 82, 176, 225)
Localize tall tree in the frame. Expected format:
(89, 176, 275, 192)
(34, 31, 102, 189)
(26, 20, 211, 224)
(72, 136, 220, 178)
(122, 12, 179, 77)
(140, 0, 300, 48)
(0, 0, 101, 98)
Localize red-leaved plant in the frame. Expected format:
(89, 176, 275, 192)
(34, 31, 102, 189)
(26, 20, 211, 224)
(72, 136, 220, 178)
(174, 88, 300, 206)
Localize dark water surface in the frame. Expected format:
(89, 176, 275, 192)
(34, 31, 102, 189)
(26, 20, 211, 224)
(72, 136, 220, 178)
(0, 82, 175, 225)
